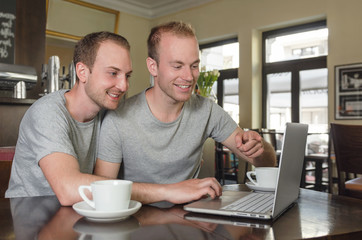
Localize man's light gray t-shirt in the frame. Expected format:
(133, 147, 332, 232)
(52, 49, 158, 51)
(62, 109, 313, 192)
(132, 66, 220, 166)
(6, 90, 101, 198)
(98, 90, 237, 184)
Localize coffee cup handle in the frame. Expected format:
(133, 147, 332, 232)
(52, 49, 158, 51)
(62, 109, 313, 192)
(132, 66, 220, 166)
(246, 171, 258, 185)
(78, 185, 95, 209)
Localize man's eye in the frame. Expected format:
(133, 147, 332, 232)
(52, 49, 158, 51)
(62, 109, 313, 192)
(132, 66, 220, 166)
(126, 74, 132, 79)
(110, 72, 117, 76)
(173, 65, 182, 69)
(192, 64, 199, 69)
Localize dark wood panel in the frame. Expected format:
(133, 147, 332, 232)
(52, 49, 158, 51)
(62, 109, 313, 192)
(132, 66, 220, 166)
(0, 105, 29, 146)
(15, 0, 46, 99)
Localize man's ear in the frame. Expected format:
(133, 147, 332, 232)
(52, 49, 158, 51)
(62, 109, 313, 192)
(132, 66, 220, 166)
(75, 62, 89, 83)
(146, 57, 157, 77)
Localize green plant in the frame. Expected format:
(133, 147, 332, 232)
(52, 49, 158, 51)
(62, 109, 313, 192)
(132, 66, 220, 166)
(196, 69, 220, 97)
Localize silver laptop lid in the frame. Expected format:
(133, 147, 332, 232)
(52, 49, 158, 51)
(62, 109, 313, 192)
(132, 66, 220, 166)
(272, 122, 308, 218)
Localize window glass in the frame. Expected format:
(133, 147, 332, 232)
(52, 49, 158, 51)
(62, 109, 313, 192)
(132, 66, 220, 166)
(265, 28, 328, 63)
(300, 68, 329, 155)
(300, 68, 328, 133)
(263, 21, 328, 157)
(223, 78, 239, 124)
(200, 42, 239, 70)
(267, 72, 292, 131)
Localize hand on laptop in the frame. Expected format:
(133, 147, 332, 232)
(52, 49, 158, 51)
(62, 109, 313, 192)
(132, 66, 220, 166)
(163, 177, 222, 204)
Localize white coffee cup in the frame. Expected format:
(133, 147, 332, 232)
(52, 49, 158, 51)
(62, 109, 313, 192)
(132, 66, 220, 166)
(78, 180, 132, 212)
(246, 167, 278, 188)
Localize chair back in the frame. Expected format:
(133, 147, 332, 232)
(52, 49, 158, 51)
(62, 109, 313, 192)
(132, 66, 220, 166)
(330, 124, 362, 174)
(330, 123, 362, 198)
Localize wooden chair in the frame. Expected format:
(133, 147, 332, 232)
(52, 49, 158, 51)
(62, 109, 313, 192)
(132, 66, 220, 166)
(0, 146, 15, 198)
(330, 123, 362, 199)
(214, 142, 239, 184)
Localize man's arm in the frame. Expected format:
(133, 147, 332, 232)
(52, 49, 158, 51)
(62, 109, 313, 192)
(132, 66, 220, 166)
(222, 127, 277, 167)
(95, 159, 222, 205)
(39, 153, 110, 206)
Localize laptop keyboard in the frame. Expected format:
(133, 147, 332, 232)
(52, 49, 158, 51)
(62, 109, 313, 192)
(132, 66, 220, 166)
(221, 192, 274, 213)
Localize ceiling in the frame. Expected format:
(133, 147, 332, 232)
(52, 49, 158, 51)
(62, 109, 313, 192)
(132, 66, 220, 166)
(84, 0, 216, 19)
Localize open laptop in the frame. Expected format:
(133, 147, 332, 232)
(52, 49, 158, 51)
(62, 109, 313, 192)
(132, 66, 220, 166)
(184, 122, 308, 220)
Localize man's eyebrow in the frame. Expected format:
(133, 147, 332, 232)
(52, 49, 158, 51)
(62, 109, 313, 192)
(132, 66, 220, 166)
(107, 66, 133, 74)
(170, 60, 183, 65)
(107, 66, 121, 71)
(170, 59, 200, 65)
(193, 59, 201, 64)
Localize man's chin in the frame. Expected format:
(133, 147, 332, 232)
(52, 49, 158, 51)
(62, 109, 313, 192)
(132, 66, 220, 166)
(103, 101, 121, 110)
(178, 94, 192, 103)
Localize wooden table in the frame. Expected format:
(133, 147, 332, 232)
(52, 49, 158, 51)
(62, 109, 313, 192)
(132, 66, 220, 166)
(1, 187, 362, 240)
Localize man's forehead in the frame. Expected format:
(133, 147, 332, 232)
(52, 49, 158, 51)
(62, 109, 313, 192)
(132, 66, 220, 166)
(159, 34, 199, 53)
(160, 32, 197, 43)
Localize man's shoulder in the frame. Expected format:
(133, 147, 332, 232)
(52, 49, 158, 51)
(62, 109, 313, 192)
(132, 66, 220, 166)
(126, 91, 144, 102)
(105, 91, 145, 119)
(187, 94, 214, 110)
(32, 90, 66, 107)
(26, 90, 67, 118)
(118, 91, 145, 110)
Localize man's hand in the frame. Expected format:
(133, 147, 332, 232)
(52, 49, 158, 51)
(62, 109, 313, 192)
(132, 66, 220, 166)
(234, 130, 264, 159)
(132, 177, 222, 205)
(222, 127, 276, 167)
(164, 178, 222, 204)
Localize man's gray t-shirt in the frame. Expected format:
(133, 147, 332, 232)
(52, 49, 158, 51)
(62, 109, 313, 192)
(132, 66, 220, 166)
(98, 90, 237, 184)
(5, 90, 101, 198)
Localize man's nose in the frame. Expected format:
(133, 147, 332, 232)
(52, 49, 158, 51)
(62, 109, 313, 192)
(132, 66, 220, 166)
(182, 67, 194, 81)
(116, 76, 129, 92)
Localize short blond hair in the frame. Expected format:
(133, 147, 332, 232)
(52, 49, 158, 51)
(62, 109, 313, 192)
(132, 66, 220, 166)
(147, 21, 196, 63)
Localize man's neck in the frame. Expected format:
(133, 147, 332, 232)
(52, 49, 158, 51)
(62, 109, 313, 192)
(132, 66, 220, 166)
(65, 84, 100, 123)
(145, 87, 184, 123)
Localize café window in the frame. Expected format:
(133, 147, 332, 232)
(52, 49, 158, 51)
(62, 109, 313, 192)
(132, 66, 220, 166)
(262, 21, 328, 153)
(200, 38, 239, 124)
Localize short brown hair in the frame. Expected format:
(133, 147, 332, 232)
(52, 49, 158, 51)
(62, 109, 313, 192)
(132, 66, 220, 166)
(147, 21, 196, 63)
(73, 31, 130, 76)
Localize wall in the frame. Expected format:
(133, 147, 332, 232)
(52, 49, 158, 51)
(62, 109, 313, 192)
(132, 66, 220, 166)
(327, 0, 362, 125)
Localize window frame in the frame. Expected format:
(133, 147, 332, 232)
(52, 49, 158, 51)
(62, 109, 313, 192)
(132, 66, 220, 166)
(262, 20, 327, 127)
(199, 38, 238, 107)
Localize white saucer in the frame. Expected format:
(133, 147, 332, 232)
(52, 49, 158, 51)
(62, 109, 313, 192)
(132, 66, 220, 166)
(73, 200, 141, 222)
(245, 182, 275, 192)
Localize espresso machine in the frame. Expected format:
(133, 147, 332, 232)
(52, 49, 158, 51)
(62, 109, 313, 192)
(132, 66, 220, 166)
(41, 55, 76, 95)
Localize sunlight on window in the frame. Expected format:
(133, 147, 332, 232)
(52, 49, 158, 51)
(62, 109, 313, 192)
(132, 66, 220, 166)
(266, 28, 328, 63)
(200, 42, 239, 70)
